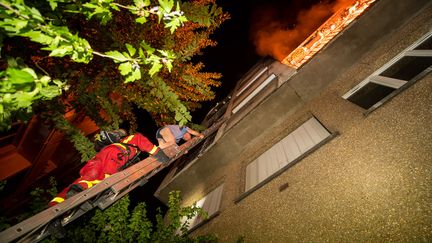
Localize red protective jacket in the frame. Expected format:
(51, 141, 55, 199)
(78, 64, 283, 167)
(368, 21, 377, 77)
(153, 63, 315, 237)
(49, 133, 159, 206)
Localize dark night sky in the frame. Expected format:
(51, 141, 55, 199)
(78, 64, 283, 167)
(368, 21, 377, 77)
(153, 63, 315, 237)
(191, 0, 327, 122)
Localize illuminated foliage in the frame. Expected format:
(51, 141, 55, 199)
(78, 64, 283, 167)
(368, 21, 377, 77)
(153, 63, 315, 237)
(46, 191, 216, 242)
(0, 0, 228, 158)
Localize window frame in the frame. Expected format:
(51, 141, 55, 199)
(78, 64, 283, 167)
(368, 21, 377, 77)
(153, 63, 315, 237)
(236, 67, 269, 97)
(342, 31, 432, 114)
(235, 116, 337, 204)
(232, 73, 277, 114)
(180, 184, 224, 233)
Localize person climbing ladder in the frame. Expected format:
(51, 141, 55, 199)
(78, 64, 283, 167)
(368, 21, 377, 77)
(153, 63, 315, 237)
(49, 129, 170, 206)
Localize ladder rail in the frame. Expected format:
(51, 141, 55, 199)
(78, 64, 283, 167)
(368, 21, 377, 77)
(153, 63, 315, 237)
(0, 118, 227, 243)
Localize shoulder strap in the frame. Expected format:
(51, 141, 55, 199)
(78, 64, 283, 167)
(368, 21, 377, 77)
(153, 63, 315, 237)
(119, 142, 140, 150)
(115, 142, 142, 171)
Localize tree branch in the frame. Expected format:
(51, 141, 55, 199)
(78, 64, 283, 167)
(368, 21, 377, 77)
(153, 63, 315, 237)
(0, 2, 30, 20)
(112, 3, 131, 10)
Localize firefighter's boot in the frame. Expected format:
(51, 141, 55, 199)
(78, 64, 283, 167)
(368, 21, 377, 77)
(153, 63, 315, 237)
(152, 149, 170, 164)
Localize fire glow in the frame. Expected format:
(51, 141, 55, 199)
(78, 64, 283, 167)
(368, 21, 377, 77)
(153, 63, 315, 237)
(282, 0, 376, 69)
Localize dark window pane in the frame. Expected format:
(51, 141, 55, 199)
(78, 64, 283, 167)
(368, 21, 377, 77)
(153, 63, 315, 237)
(380, 56, 432, 80)
(348, 82, 396, 109)
(414, 36, 432, 50)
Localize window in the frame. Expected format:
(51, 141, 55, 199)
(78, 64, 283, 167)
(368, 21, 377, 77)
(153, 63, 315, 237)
(245, 117, 331, 192)
(343, 31, 432, 110)
(236, 67, 268, 97)
(232, 73, 277, 114)
(180, 184, 224, 232)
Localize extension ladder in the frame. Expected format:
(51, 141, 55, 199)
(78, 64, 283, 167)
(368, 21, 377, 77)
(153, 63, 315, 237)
(0, 118, 225, 243)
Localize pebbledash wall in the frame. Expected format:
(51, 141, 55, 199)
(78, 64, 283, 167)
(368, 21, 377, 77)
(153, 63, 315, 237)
(162, 0, 432, 241)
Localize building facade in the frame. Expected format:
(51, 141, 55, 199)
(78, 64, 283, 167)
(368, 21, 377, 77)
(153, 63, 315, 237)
(0, 111, 99, 213)
(156, 0, 432, 241)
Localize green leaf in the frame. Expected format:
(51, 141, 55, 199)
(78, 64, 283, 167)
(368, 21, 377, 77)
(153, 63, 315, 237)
(105, 51, 129, 63)
(140, 41, 155, 54)
(22, 31, 53, 45)
(126, 68, 141, 83)
(132, 68, 141, 80)
(40, 86, 61, 98)
(118, 62, 132, 76)
(135, 16, 147, 24)
(158, 0, 174, 12)
(2, 94, 12, 103)
(16, 92, 36, 108)
(53, 79, 64, 87)
(47, 0, 58, 10)
(49, 45, 73, 57)
(6, 68, 34, 84)
(122, 51, 131, 58)
(149, 62, 163, 76)
(165, 15, 187, 33)
(39, 76, 51, 85)
(29, 7, 44, 22)
(110, 3, 120, 11)
(125, 43, 136, 56)
(82, 3, 98, 9)
(14, 19, 28, 31)
(165, 61, 173, 72)
(178, 15, 188, 24)
(164, 19, 177, 33)
(22, 68, 37, 79)
(51, 36, 61, 48)
(138, 47, 144, 58)
(133, 0, 143, 7)
(174, 112, 182, 122)
(134, 0, 150, 8)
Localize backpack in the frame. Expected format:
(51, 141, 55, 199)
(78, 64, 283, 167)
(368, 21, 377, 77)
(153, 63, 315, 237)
(93, 130, 141, 171)
(94, 130, 123, 152)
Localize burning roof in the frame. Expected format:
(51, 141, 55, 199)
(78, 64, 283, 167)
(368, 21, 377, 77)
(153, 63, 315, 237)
(282, 0, 376, 69)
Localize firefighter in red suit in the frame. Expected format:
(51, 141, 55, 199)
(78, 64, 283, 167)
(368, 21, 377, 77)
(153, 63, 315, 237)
(49, 129, 169, 206)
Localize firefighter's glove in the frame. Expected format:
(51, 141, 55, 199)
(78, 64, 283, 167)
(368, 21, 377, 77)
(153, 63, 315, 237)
(153, 149, 170, 164)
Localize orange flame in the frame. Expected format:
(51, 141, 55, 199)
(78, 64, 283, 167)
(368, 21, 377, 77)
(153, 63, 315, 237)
(252, 0, 376, 69)
(252, 0, 355, 60)
(282, 0, 376, 69)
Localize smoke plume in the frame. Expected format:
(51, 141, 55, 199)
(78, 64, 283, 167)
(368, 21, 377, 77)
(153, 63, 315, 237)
(252, 0, 356, 61)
